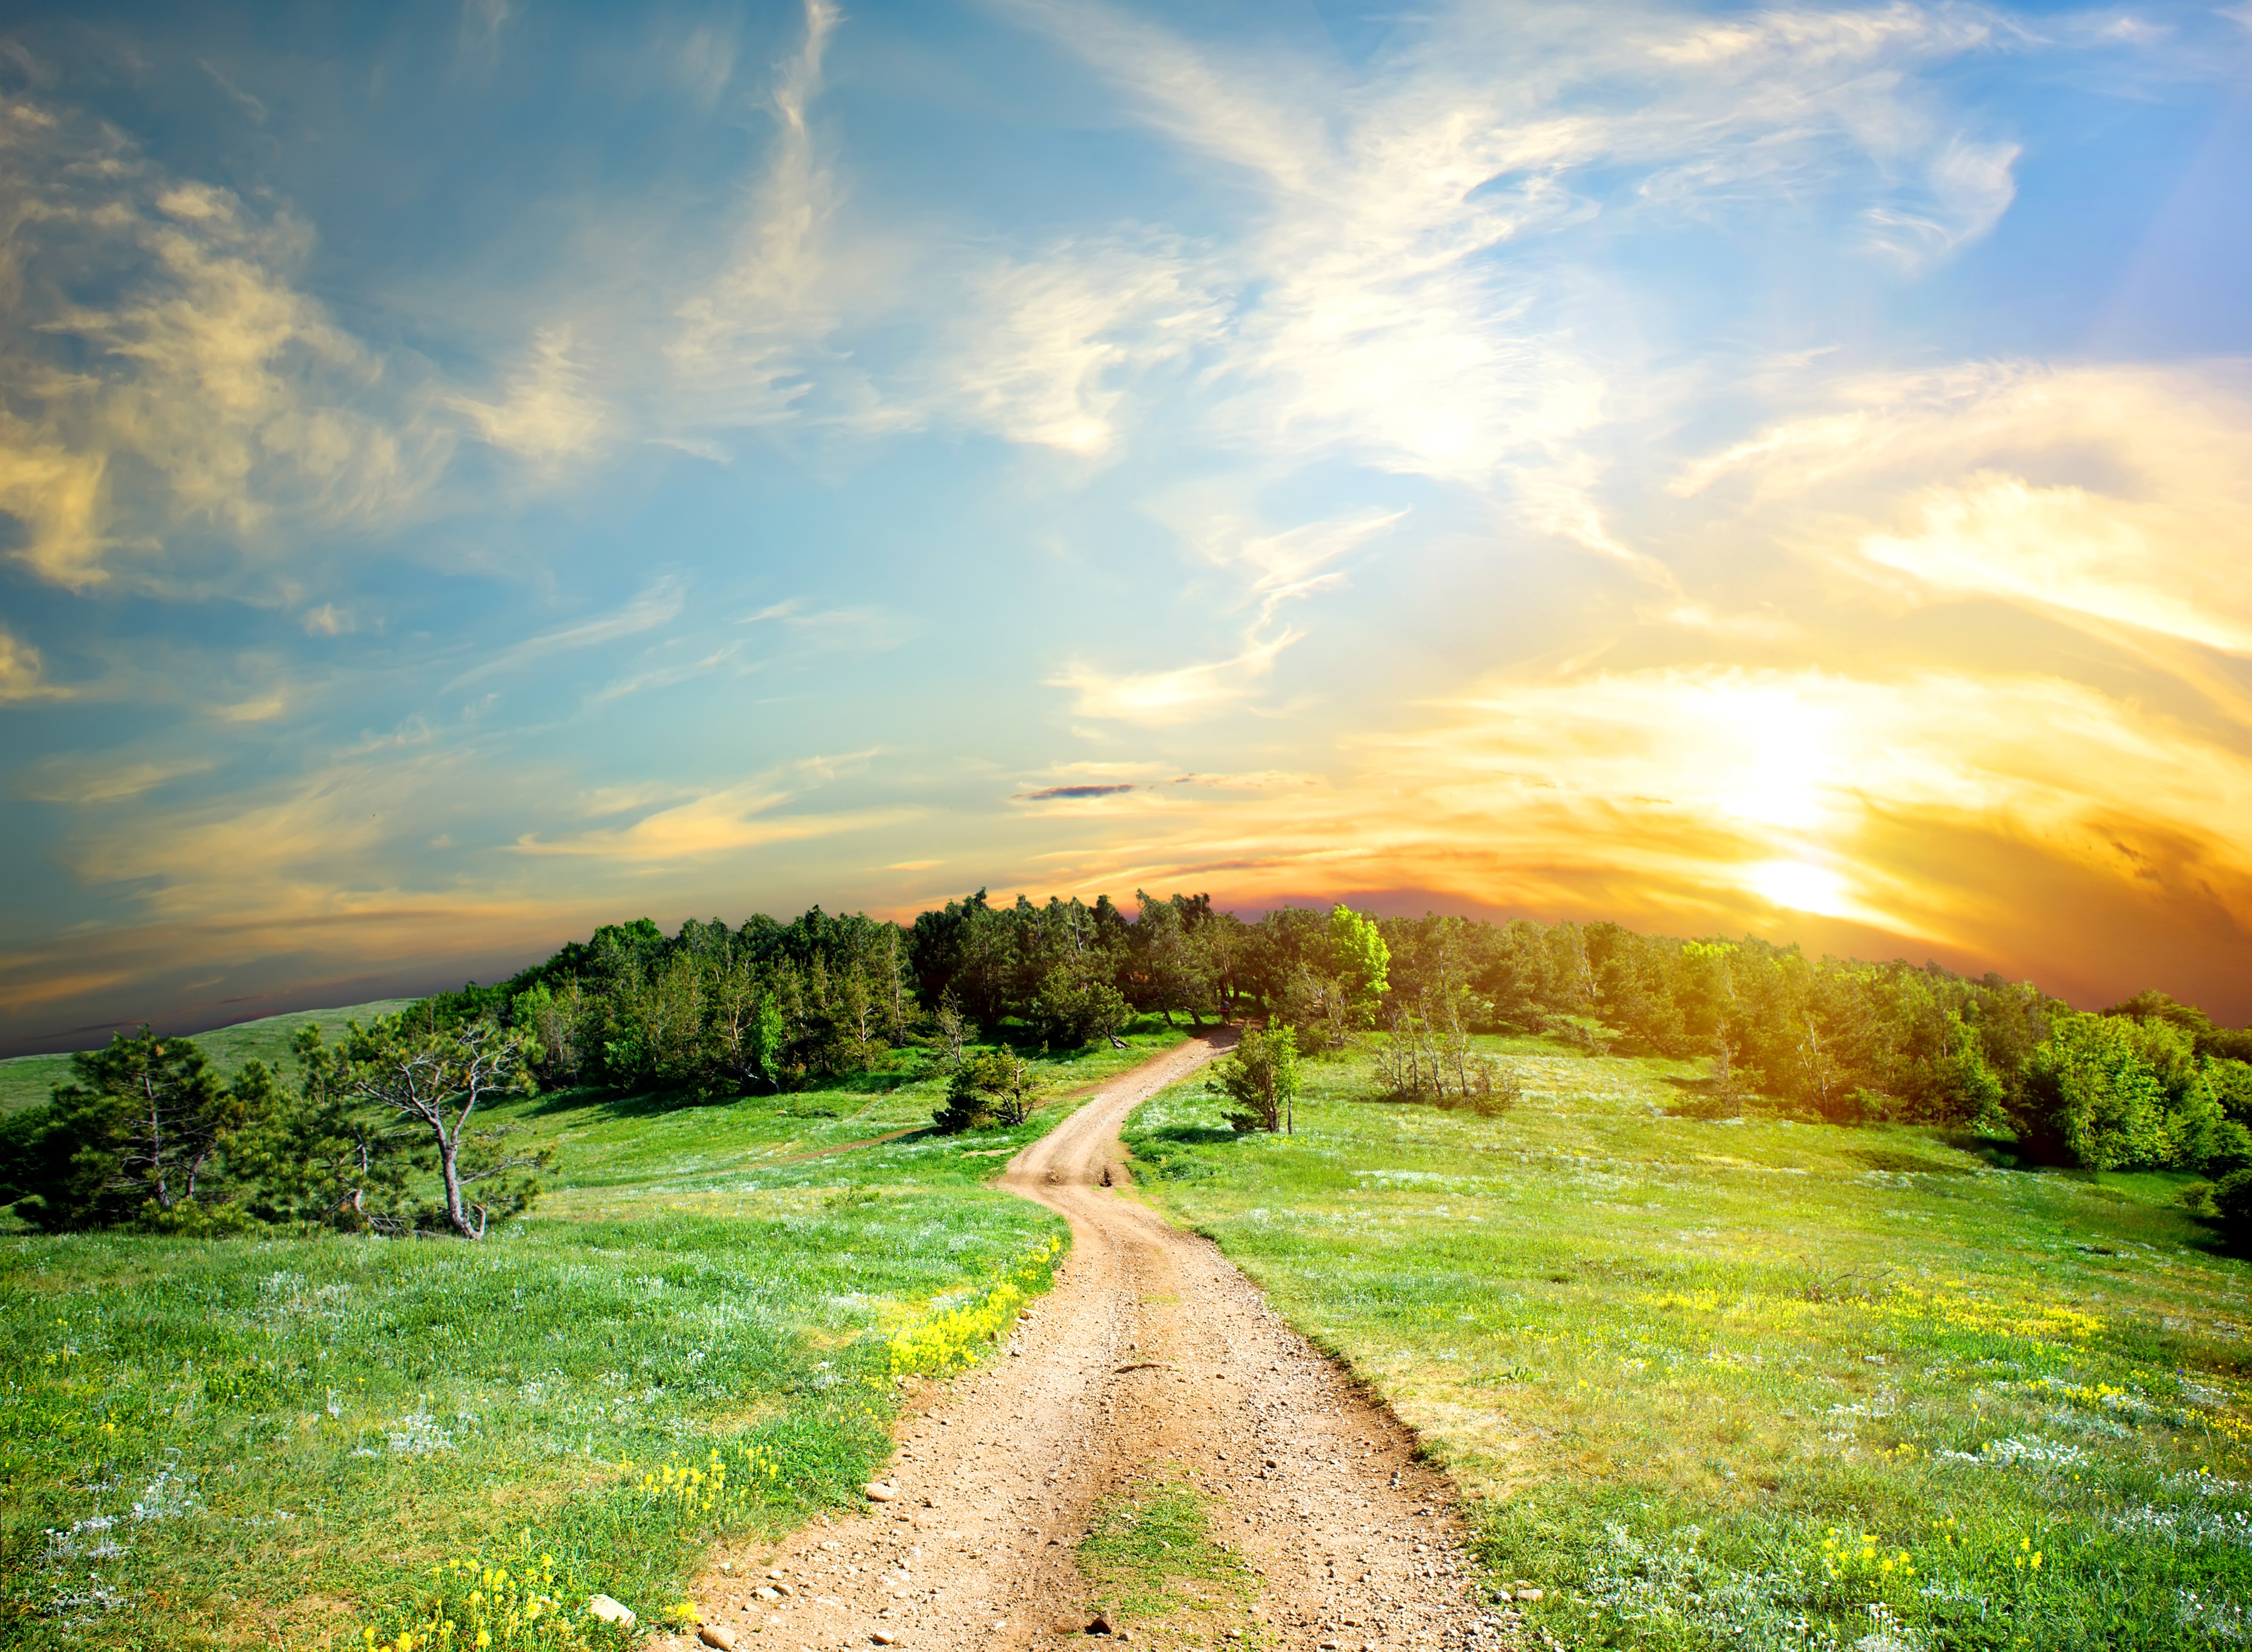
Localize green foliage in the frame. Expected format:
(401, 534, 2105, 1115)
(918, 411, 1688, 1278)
(2019, 1013, 2183, 1169)
(1328, 903, 1391, 1023)
(2212, 1168, 2252, 1250)
(337, 1014, 549, 1238)
(1213, 1025, 1301, 1133)
(13, 1029, 265, 1231)
(232, 1029, 427, 1231)
(1028, 963, 1129, 1049)
(932, 1049, 1045, 1132)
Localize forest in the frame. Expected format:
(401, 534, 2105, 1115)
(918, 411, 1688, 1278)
(7, 889, 2252, 1239)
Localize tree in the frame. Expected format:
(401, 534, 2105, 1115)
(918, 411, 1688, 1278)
(1028, 963, 1129, 1048)
(237, 1029, 425, 1231)
(932, 994, 973, 1071)
(1328, 905, 1390, 1027)
(933, 1050, 1043, 1133)
(26, 1029, 259, 1229)
(1132, 891, 1216, 1027)
(1215, 1027, 1302, 1134)
(341, 1016, 549, 1238)
(2016, 1014, 2173, 1169)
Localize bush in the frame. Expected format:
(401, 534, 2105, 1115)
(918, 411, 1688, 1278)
(1214, 1026, 1302, 1134)
(2212, 1168, 2252, 1251)
(932, 1050, 1043, 1132)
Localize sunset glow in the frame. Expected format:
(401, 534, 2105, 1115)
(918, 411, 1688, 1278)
(4, 0, 2252, 1046)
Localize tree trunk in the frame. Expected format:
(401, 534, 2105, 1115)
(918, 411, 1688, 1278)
(437, 1130, 484, 1238)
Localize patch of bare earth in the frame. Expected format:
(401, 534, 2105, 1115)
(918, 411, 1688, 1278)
(664, 1033, 1525, 1652)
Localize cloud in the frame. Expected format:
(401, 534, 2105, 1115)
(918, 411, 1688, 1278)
(1018, 783, 1138, 800)
(446, 574, 688, 691)
(512, 781, 911, 862)
(449, 327, 608, 468)
(667, 0, 845, 428)
(1050, 625, 1302, 725)
(0, 99, 449, 590)
(1016, 663, 2252, 1006)
(1672, 361, 2252, 663)
(17, 755, 209, 805)
(460, 0, 511, 54)
(959, 0, 2045, 606)
(1865, 137, 2022, 268)
(1176, 506, 1409, 621)
(0, 625, 66, 702)
(918, 241, 1228, 456)
(589, 642, 751, 706)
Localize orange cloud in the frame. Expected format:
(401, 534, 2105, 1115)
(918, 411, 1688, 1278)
(1003, 664, 2252, 1013)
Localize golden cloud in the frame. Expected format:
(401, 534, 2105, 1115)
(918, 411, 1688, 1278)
(1015, 663, 2252, 1009)
(1673, 361, 2252, 665)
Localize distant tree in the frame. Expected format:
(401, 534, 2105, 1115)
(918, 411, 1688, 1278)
(340, 1016, 549, 1238)
(1328, 905, 1390, 1027)
(1132, 890, 1216, 1026)
(1215, 1026, 1302, 1134)
(932, 994, 973, 1071)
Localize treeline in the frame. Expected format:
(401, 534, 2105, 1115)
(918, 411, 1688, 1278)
(1363, 912, 2252, 1175)
(7, 890, 2252, 1237)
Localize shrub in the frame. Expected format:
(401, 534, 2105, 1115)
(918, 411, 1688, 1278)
(1214, 1027, 1302, 1134)
(932, 1050, 1043, 1132)
(2212, 1168, 2252, 1251)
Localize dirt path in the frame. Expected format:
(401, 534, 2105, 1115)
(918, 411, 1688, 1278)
(672, 1033, 1491, 1652)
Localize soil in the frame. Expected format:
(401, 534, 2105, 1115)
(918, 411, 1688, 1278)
(663, 1032, 1512, 1652)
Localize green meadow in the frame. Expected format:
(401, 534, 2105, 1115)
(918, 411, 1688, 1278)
(0, 1001, 421, 1116)
(1124, 1036, 2252, 1652)
(0, 1013, 1180, 1650)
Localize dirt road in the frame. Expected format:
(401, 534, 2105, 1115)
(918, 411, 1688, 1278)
(674, 1033, 1492, 1652)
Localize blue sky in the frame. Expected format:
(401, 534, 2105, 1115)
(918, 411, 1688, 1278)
(4, 0, 2252, 1049)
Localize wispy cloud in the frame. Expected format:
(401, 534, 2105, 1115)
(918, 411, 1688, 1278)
(512, 781, 911, 862)
(1050, 625, 1301, 725)
(0, 99, 450, 590)
(16, 754, 210, 806)
(1672, 361, 2252, 663)
(666, 0, 845, 428)
(0, 625, 68, 703)
(1865, 137, 2022, 268)
(449, 327, 608, 468)
(446, 574, 688, 691)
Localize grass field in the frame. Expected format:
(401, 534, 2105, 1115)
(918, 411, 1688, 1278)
(0, 1000, 421, 1116)
(1123, 1035, 2252, 1652)
(1, 1015, 1186, 1650)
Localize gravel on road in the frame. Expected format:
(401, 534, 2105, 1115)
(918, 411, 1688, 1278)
(659, 1032, 1495, 1652)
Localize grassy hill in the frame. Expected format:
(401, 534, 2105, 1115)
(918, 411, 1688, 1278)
(1125, 1035, 2252, 1652)
(0, 1000, 419, 1116)
(0, 1019, 1182, 1650)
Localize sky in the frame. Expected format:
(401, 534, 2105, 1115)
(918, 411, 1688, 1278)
(3, 0, 2252, 1053)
